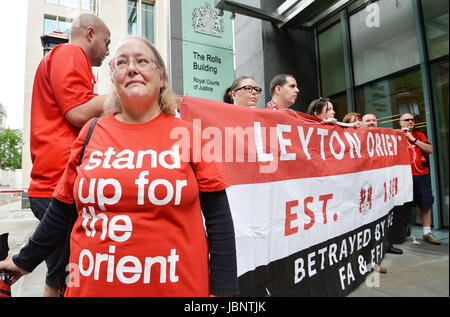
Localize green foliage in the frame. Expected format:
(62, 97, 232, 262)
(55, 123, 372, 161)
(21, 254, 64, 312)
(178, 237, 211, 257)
(0, 128, 23, 169)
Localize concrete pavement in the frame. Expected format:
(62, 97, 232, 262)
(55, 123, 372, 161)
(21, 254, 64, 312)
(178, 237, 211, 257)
(349, 228, 449, 297)
(0, 201, 47, 297)
(0, 201, 448, 297)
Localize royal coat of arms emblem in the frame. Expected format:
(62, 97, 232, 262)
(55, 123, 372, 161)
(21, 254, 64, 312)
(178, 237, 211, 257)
(192, 2, 224, 37)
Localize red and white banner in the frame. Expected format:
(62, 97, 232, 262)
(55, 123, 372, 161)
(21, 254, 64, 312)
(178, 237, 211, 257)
(179, 96, 413, 296)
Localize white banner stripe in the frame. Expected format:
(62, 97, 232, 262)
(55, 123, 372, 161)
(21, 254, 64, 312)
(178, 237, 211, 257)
(227, 165, 413, 276)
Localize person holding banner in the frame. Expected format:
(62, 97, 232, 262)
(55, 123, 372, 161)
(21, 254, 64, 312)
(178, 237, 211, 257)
(399, 113, 441, 245)
(343, 112, 363, 127)
(306, 97, 338, 124)
(362, 113, 378, 129)
(361, 113, 404, 254)
(0, 36, 239, 297)
(266, 74, 299, 110)
(223, 76, 262, 108)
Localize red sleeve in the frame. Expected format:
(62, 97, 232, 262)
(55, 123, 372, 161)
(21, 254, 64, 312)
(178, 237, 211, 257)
(189, 125, 230, 192)
(416, 131, 429, 144)
(53, 119, 93, 203)
(50, 45, 97, 116)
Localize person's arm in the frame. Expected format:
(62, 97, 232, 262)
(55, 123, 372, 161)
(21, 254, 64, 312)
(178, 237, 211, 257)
(199, 190, 239, 296)
(404, 130, 433, 154)
(65, 95, 106, 128)
(413, 138, 433, 155)
(11, 198, 74, 275)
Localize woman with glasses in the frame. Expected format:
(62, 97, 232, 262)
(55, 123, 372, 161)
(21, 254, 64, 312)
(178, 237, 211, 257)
(307, 97, 337, 124)
(223, 76, 262, 108)
(0, 36, 238, 297)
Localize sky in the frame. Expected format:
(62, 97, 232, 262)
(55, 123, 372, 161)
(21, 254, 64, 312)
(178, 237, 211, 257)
(0, 0, 28, 130)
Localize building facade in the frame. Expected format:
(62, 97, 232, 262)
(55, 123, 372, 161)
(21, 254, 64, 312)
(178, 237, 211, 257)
(215, 0, 448, 229)
(21, 0, 448, 228)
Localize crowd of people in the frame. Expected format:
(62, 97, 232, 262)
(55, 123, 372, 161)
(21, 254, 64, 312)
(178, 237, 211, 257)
(0, 13, 442, 297)
(224, 73, 441, 248)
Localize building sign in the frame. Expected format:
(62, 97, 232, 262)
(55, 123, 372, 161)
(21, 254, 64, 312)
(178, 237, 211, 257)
(182, 42, 234, 100)
(182, 0, 234, 101)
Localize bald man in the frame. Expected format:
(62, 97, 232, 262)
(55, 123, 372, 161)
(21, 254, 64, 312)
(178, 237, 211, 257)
(28, 13, 111, 297)
(399, 113, 440, 245)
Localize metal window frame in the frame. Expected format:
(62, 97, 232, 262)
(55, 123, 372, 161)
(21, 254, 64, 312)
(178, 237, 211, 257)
(314, 7, 355, 114)
(43, 14, 73, 35)
(413, 0, 443, 229)
(127, 0, 155, 41)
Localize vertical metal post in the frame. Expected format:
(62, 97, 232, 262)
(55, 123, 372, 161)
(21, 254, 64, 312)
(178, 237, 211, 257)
(340, 9, 355, 113)
(314, 28, 322, 98)
(412, 0, 441, 229)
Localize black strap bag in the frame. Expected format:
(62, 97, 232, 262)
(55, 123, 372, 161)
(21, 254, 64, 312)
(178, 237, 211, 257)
(58, 118, 97, 296)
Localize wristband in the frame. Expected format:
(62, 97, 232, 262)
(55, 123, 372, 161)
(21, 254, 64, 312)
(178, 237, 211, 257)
(412, 138, 418, 144)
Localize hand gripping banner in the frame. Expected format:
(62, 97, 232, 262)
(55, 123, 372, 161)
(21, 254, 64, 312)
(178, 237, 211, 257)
(179, 96, 413, 296)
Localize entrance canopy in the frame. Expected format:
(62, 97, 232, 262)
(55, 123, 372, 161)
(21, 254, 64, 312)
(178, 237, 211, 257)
(214, 0, 355, 29)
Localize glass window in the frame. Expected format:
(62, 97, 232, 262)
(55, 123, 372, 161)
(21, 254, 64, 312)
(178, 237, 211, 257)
(329, 91, 348, 122)
(59, 19, 72, 37)
(45, 0, 58, 4)
(44, 16, 57, 35)
(81, 0, 94, 11)
(128, 1, 155, 43)
(142, 2, 155, 43)
(317, 12, 340, 32)
(350, 0, 420, 85)
(355, 68, 427, 132)
(421, 0, 449, 60)
(44, 16, 72, 36)
(128, 0, 138, 35)
(318, 22, 346, 97)
(430, 60, 449, 227)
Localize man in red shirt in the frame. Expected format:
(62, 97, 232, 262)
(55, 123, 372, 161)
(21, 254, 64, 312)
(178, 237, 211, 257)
(28, 13, 111, 296)
(399, 113, 441, 245)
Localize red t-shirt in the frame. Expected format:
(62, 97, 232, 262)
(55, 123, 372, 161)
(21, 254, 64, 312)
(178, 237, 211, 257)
(28, 44, 98, 198)
(53, 113, 229, 297)
(407, 131, 430, 175)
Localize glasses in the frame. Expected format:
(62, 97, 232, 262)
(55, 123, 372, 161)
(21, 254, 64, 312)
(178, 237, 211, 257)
(109, 56, 158, 72)
(235, 85, 262, 94)
(401, 118, 415, 122)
